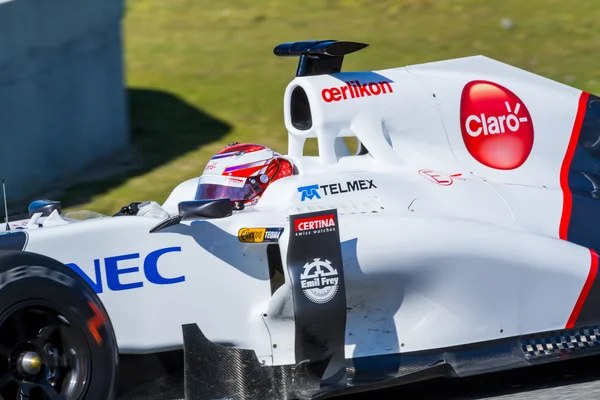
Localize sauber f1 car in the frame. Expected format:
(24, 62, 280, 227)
(1, 40, 600, 400)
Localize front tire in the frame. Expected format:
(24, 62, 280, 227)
(0, 250, 118, 400)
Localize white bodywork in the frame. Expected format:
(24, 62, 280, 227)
(5, 55, 593, 368)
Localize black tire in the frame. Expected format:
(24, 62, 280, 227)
(0, 250, 118, 400)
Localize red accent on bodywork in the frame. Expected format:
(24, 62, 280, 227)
(559, 92, 589, 240)
(566, 250, 599, 329)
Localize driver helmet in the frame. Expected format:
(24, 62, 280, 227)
(195, 142, 294, 206)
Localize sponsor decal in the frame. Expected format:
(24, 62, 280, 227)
(461, 80, 534, 170)
(298, 184, 321, 201)
(204, 161, 217, 171)
(321, 81, 394, 103)
(237, 227, 284, 243)
(418, 169, 454, 186)
(7, 220, 29, 228)
(298, 180, 377, 202)
(294, 213, 336, 236)
(300, 258, 340, 304)
(225, 177, 246, 187)
(66, 247, 184, 294)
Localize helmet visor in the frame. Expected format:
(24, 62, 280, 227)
(194, 175, 252, 202)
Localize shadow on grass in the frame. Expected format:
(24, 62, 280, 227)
(57, 88, 232, 209)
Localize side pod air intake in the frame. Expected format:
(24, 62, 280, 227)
(273, 40, 369, 77)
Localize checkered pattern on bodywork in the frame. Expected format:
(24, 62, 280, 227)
(522, 326, 600, 358)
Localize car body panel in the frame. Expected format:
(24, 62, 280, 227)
(3, 47, 600, 398)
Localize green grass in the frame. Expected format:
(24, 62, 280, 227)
(61, 0, 600, 214)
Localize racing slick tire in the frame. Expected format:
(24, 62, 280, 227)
(0, 250, 118, 400)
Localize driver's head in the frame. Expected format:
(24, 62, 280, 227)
(195, 142, 294, 206)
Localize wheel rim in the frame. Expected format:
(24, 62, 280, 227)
(0, 301, 92, 400)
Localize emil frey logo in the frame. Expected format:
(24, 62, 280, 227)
(298, 180, 377, 202)
(300, 258, 340, 304)
(460, 80, 534, 170)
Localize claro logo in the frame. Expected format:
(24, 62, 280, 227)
(460, 80, 534, 170)
(321, 81, 393, 103)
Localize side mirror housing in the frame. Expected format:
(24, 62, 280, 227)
(178, 199, 233, 219)
(28, 200, 62, 218)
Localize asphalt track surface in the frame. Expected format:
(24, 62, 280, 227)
(118, 351, 600, 399)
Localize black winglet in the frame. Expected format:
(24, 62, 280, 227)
(286, 209, 348, 389)
(274, 40, 369, 77)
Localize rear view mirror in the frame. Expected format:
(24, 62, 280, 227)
(178, 199, 233, 219)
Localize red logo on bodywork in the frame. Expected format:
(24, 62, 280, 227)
(322, 81, 393, 103)
(294, 214, 336, 232)
(418, 170, 454, 186)
(460, 80, 534, 170)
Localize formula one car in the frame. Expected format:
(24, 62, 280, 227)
(1, 39, 600, 400)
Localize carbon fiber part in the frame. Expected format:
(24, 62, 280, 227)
(182, 323, 294, 400)
(181, 321, 459, 400)
(442, 340, 530, 376)
(311, 362, 455, 400)
(179, 322, 600, 399)
(345, 339, 528, 383)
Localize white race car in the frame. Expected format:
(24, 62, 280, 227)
(0, 39, 599, 400)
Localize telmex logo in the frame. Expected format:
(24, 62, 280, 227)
(322, 81, 394, 103)
(460, 80, 534, 170)
(298, 180, 377, 202)
(298, 184, 321, 201)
